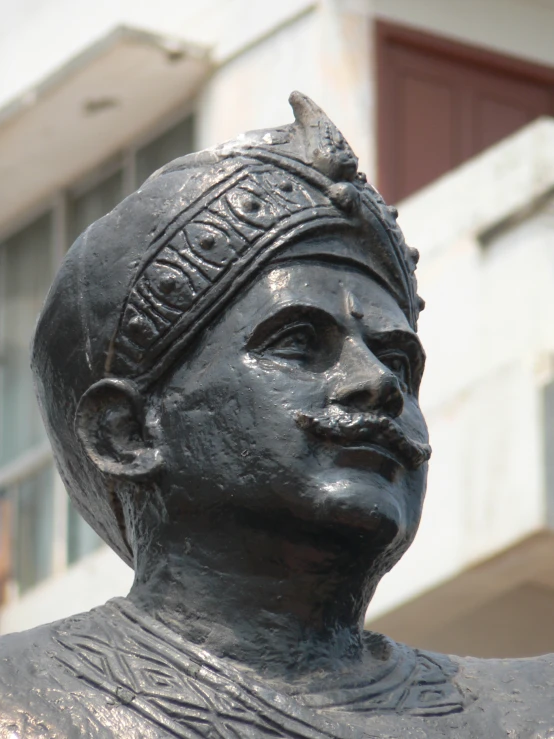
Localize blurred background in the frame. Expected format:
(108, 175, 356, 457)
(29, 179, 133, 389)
(2, 0, 554, 658)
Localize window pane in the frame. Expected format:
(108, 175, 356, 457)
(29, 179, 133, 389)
(0, 214, 52, 467)
(136, 116, 194, 186)
(0, 488, 13, 605)
(67, 498, 102, 565)
(68, 169, 124, 244)
(15, 463, 54, 593)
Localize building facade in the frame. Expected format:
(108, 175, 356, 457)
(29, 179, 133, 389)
(2, 0, 554, 656)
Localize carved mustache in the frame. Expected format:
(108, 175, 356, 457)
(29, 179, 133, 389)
(294, 407, 432, 471)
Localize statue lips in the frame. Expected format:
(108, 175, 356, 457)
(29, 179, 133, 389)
(335, 443, 404, 482)
(295, 408, 431, 481)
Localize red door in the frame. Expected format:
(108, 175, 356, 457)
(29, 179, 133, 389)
(377, 22, 554, 203)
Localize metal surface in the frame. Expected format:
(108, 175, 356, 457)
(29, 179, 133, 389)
(1, 92, 553, 738)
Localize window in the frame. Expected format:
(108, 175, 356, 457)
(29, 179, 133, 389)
(0, 215, 53, 466)
(136, 116, 194, 186)
(0, 112, 195, 604)
(377, 22, 554, 203)
(68, 170, 124, 242)
(0, 215, 55, 598)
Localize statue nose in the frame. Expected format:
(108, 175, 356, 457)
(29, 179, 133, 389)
(330, 338, 404, 418)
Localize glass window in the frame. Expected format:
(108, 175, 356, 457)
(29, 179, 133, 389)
(0, 214, 55, 596)
(136, 116, 194, 185)
(0, 110, 196, 603)
(67, 498, 102, 565)
(68, 169, 124, 244)
(14, 463, 54, 594)
(0, 488, 12, 605)
(0, 214, 53, 467)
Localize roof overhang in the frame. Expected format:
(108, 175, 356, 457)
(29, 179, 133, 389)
(367, 531, 554, 658)
(0, 26, 212, 232)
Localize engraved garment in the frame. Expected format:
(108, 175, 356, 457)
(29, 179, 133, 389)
(0, 598, 553, 738)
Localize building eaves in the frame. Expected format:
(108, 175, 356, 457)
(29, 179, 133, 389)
(0, 25, 212, 233)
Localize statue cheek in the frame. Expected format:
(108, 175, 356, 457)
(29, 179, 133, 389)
(242, 358, 330, 415)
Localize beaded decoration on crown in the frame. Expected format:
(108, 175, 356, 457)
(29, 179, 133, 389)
(107, 92, 423, 387)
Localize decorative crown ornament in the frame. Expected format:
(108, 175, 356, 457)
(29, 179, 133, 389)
(106, 92, 423, 387)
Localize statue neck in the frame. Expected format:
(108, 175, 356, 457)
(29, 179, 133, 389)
(127, 512, 385, 679)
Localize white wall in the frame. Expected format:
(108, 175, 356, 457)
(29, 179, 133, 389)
(367, 119, 554, 619)
(371, 0, 554, 69)
(3, 0, 554, 184)
(0, 547, 133, 635)
(196, 2, 373, 175)
(0, 1, 374, 228)
(6, 0, 554, 223)
(6, 0, 554, 115)
(0, 0, 315, 107)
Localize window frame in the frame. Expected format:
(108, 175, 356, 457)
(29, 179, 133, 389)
(0, 102, 196, 605)
(375, 19, 554, 203)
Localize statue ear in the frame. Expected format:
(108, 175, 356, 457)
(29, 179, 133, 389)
(75, 378, 164, 480)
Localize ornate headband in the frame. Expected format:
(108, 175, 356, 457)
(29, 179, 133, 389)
(107, 92, 423, 387)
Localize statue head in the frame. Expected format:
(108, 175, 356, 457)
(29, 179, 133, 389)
(31, 93, 430, 597)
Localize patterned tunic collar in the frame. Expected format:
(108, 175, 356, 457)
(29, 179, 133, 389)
(52, 598, 467, 739)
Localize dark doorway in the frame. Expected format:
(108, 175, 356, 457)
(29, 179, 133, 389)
(376, 22, 554, 203)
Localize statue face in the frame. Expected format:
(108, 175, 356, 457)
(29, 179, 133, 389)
(157, 233, 428, 552)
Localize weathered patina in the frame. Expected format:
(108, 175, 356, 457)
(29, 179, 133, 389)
(1, 93, 552, 739)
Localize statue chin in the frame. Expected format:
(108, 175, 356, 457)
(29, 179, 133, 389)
(305, 468, 413, 544)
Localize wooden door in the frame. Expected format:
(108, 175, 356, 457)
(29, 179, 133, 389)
(377, 22, 554, 203)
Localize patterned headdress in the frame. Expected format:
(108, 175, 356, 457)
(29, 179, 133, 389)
(107, 92, 423, 388)
(32, 92, 424, 565)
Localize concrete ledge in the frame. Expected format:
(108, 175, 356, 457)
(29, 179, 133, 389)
(367, 531, 554, 658)
(0, 25, 211, 232)
(397, 116, 554, 258)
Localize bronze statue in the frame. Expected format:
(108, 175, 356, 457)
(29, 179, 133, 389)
(1, 92, 553, 738)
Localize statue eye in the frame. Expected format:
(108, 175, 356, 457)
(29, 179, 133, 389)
(378, 352, 411, 390)
(262, 323, 318, 360)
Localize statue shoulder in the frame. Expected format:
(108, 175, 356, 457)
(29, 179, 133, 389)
(0, 609, 132, 739)
(447, 652, 554, 729)
(0, 620, 71, 737)
(453, 650, 554, 689)
(0, 619, 59, 682)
